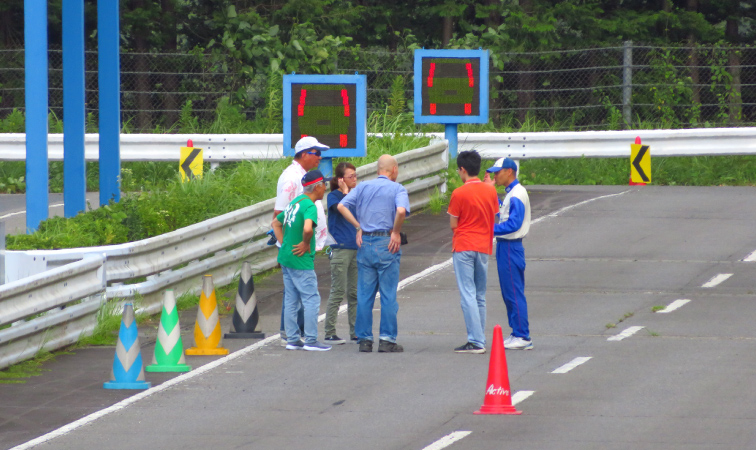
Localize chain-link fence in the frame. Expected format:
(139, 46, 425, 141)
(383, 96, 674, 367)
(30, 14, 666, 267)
(1, 43, 754, 132)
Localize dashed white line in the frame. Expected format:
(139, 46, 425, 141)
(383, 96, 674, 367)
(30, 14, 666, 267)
(701, 273, 733, 288)
(607, 326, 645, 341)
(743, 249, 756, 262)
(656, 299, 690, 313)
(421, 431, 472, 450)
(511, 390, 535, 405)
(551, 357, 592, 374)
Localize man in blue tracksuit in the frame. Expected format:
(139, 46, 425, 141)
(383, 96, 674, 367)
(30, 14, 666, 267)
(484, 157, 533, 350)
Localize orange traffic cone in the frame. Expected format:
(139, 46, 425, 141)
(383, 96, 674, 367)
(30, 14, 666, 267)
(186, 275, 229, 356)
(474, 324, 522, 415)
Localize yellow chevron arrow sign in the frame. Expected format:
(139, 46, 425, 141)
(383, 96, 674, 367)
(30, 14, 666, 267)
(180, 146, 203, 182)
(630, 143, 651, 184)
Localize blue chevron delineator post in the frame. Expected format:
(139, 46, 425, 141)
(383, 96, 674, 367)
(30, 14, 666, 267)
(104, 303, 151, 390)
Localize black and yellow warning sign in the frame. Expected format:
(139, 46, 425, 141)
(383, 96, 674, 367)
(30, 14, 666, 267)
(630, 144, 651, 183)
(180, 146, 203, 182)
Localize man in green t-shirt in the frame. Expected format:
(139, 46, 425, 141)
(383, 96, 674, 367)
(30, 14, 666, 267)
(272, 170, 332, 352)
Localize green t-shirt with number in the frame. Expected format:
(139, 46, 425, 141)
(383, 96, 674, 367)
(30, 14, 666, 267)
(276, 194, 318, 270)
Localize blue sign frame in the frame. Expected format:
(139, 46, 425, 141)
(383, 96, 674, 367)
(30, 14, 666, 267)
(413, 49, 489, 124)
(283, 74, 367, 158)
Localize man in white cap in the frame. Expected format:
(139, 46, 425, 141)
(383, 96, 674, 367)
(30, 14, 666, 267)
(273, 136, 330, 342)
(484, 157, 533, 350)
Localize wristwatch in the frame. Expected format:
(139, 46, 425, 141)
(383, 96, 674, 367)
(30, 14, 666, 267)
(355, 227, 361, 232)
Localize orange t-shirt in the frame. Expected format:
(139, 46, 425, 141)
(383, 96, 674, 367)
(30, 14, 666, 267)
(447, 179, 500, 254)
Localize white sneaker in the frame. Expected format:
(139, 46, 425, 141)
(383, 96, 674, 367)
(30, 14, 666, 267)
(504, 336, 533, 350)
(503, 334, 515, 345)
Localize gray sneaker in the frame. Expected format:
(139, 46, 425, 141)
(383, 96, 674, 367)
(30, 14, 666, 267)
(285, 340, 304, 350)
(303, 341, 332, 352)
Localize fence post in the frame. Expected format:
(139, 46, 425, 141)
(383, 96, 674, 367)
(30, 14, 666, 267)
(623, 40, 633, 128)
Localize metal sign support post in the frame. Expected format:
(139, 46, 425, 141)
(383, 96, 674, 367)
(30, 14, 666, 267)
(24, 0, 49, 232)
(63, 0, 87, 217)
(445, 124, 459, 158)
(98, 0, 121, 204)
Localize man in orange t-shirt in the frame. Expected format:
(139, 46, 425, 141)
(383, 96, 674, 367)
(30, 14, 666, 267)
(447, 151, 500, 354)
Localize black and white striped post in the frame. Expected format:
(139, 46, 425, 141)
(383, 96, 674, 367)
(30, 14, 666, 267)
(225, 261, 265, 339)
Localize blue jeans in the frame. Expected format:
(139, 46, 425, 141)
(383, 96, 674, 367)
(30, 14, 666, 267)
(453, 251, 488, 348)
(355, 235, 401, 343)
(279, 283, 304, 337)
(496, 239, 529, 339)
(281, 266, 321, 344)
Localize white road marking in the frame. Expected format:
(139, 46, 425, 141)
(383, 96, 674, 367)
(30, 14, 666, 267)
(656, 299, 690, 313)
(421, 431, 472, 450)
(0, 203, 65, 220)
(607, 326, 645, 341)
(701, 273, 733, 288)
(511, 390, 535, 405)
(551, 357, 592, 374)
(743, 249, 756, 262)
(12, 190, 628, 450)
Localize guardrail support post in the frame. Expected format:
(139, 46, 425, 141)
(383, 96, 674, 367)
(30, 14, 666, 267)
(98, 0, 121, 205)
(623, 40, 633, 129)
(1, 222, 5, 285)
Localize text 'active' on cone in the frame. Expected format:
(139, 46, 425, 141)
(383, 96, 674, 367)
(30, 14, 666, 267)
(474, 324, 521, 415)
(146, 290, 191, 372)
(225, 261, 265, 339)
(104, 303, 151, 390)
(186, 275, 229, 355)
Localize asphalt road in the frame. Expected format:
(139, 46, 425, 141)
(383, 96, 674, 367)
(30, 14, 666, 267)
(0, 193, 102, 235)
(3, 185, 756, 450)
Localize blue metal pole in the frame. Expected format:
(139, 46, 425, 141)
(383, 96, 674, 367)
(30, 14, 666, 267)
(24, 0, 49, 232)
(98, 0, 121, 205)
(63, 0, 87, 217)
(318, 157, 334, 178)
(445, 123, 458, 158)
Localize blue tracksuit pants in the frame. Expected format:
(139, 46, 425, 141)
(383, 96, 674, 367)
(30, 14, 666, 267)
(495, 238, 529, 339)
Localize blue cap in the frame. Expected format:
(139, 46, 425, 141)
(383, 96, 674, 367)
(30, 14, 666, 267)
(486, 157, 518, 173)
(301, 170, 331, 187)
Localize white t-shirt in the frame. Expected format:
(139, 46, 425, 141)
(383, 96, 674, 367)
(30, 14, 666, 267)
(275, 160, 328, 251)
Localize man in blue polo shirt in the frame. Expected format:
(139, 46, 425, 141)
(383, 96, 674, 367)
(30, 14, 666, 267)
(337, 155, 410, 353)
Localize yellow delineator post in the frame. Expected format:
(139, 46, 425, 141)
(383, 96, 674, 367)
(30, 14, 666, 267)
(186, 275, 229, 355)
(630, 136, 651, 185)
(180, 139, 203, 182)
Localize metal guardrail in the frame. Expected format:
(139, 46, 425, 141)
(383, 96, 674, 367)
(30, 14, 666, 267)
(0, 255, 106, 369)
(1, 128, 755, 162)
(3, 141, 448, 322)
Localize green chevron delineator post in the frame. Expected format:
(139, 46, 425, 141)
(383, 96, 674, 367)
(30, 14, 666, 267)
(104, 303, 151, 390)
(146, 290, 191, 373)
(225, 261, 265, 339)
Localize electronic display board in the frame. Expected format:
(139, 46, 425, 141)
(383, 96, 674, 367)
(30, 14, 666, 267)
(283, 74, 367, 157)
(413, 49, 489, 124)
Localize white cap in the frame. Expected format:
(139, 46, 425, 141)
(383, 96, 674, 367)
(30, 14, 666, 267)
(294, 136, 330, 154)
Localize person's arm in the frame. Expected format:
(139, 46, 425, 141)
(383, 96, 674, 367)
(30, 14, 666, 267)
(449, 215, 459, 231)
(337, 203, 362, 247)
(292, 219, 314, 256)
(494, 197, 525, 236)
(388, 207, 406, 253)
(272, 216, 284, 244)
